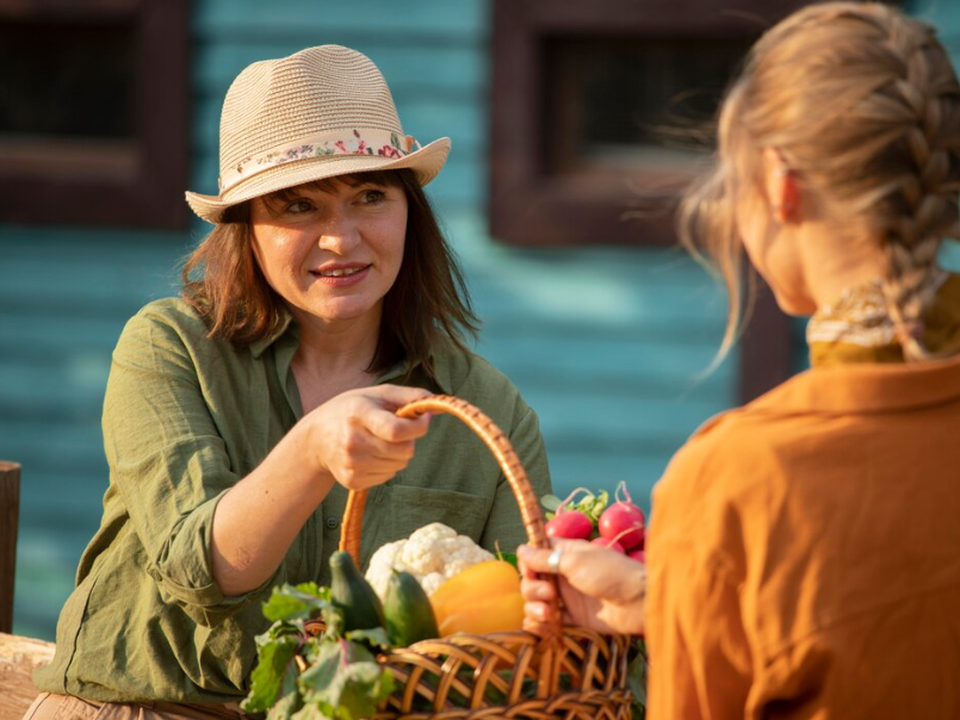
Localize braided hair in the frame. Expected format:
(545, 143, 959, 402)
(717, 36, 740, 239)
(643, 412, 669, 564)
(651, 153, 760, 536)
(679, 2, 960, 361)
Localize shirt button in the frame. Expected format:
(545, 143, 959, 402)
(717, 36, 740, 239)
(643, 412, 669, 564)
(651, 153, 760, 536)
(325, 516, 340, 530)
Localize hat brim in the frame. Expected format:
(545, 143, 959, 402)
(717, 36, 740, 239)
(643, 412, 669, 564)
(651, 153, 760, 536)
(185, 137, 450, 224)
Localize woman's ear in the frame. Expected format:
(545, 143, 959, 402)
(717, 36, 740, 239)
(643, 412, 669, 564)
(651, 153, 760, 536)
(763, 147, 801, 224)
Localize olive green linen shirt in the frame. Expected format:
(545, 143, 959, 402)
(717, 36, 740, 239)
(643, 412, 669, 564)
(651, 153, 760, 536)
(34, 298, 551, 703)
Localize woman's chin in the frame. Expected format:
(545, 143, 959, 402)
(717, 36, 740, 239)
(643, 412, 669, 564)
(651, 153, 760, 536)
(302, 297, 382, 325)
(773, 292, 817, 317)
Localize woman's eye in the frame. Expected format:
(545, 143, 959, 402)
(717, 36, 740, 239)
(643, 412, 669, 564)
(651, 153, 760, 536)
(360, 189, 386, 205)
(286, 199, 314, 214)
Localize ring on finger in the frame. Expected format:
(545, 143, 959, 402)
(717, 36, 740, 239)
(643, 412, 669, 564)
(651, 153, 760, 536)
(547, 548, 563, 574)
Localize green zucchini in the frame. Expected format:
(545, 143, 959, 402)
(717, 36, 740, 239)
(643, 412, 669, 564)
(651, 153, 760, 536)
(329, 551, 386, 632)
(383, 570, 440, 648)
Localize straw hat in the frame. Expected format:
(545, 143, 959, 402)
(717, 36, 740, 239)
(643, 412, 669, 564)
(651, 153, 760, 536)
(185, 45, 451, 223)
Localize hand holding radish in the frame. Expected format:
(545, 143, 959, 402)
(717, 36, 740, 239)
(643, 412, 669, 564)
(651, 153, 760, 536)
(519, 482, 647, 636)
(517, 539, 646, 636)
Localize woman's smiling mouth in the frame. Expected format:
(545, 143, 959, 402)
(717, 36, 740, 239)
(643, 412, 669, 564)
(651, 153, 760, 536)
(310, 263, 372, 285)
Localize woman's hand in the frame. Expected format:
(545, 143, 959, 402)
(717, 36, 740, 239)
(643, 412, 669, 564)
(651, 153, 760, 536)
(211, 384, 432, 596)
(518, 539, 646, 636)
(304, 384, 433, 490)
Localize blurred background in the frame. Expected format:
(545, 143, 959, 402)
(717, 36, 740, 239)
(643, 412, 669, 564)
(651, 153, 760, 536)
(0, 0, 956, 640)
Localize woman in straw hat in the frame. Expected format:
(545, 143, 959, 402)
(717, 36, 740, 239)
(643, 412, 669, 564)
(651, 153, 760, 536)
(520, 3, 960, 717)
(27, 45, 551, 719)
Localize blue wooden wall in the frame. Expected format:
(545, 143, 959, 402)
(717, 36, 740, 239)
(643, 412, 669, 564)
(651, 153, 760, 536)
(5, 0, 957, 641)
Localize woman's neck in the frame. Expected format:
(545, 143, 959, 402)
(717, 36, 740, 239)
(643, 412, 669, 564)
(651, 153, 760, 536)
(798, 220, 888, 311)
(289, 307, 383, 413)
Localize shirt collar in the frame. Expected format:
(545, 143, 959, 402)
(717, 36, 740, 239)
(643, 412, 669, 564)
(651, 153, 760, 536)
(249, 307, 455, 395)
(250, 309, 297, 359)
(750, 353, 960, 415)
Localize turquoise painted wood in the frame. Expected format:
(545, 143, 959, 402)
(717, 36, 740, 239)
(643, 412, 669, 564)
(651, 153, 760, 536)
(188, 0, 489, 213)
(193, 0, 487, 39)
(0, 229, 188, 638)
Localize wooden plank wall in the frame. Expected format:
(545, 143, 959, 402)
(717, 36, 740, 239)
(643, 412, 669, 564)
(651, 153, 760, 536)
(0, 229, 189, 639)
(3, 0, 840, 640)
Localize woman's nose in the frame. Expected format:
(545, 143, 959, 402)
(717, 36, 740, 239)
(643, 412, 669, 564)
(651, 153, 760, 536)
(317, 209, 361, 254)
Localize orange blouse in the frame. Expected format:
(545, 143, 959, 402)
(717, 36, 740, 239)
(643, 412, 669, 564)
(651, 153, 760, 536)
(645, 355, 960, 719)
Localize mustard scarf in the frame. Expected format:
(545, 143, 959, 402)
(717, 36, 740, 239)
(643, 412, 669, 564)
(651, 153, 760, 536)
(807, 271, 960, 368)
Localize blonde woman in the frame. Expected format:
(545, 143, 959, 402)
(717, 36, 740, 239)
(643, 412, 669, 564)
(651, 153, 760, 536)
(520, 3, 960, 717)
(27, 45, 551, 720)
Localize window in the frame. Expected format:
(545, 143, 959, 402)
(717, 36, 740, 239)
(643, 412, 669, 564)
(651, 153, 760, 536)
(490, 0, 814, 402)
(490, 0, 812, 248)
(0, 0, 189, 229)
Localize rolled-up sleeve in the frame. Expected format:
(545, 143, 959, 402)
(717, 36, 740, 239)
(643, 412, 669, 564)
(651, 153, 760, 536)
(102, 310, 270, 620)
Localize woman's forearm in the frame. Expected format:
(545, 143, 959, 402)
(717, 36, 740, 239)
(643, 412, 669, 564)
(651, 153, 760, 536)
(208, 384, 432, 596)
(210, 420, 335, 596)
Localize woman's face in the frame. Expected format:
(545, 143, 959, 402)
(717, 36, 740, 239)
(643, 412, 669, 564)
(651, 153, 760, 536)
(250, 176, 408, 328)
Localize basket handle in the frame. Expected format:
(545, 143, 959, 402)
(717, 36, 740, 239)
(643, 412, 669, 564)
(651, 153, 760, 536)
(338, 394, 561, 638)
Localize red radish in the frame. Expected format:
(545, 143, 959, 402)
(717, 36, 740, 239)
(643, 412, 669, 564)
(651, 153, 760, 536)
(545, 510, 593, 540)
(628, 549, 645, 564)
(598, 482, 645, 550)
(591, 536, 625, 553)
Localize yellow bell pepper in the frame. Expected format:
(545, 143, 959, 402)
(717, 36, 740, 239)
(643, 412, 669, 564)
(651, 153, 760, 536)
(429, 560, 524, 636)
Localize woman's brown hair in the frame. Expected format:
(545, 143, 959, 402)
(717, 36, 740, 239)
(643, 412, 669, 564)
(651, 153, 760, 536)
(181, 169, 479, 380)
(679, 2, 960, 362)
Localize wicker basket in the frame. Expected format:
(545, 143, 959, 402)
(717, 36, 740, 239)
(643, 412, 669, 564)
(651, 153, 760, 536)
(337, 395, 635, 720)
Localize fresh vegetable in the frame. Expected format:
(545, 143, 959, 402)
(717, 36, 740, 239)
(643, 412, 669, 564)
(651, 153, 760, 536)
(598, 484, 646, 550)
(628, 549, 646, 563)
(244, 551, 647, 719)
(241, 582, 395, 720)
(365, 522, 495, 599)
(545, 509, 593, 540)
(542, 483, 647, 564)
(542, 488, 609, 529)
(429, 559, 524, 635)
(382, 569, 440, 648)
(627, 639, 648, 720)
(330, 551, 386, 633)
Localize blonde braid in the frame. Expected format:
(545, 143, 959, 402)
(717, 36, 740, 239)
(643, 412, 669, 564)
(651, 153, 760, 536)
(678, 2, 960, 365)
(871, 11, 960, 359)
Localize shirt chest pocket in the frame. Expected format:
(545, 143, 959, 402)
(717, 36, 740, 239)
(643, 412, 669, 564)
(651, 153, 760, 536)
(362, 485, 492, 556)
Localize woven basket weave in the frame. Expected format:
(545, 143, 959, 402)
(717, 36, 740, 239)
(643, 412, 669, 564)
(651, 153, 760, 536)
(338, 395, 635, 720)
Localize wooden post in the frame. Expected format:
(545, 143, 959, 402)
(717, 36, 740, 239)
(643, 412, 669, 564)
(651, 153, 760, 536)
(739, 276, 796, 405)
(0, 462, 20, 634)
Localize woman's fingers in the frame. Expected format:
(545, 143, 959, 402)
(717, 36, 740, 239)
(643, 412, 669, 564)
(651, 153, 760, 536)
(520, 577, 556, 603)
(364, 383, 434, 413)
(522, 616, 554, 636)
(517, 539, 585, 576)
(362, 410, 431, 444)
(523, 601, 557, 626)
(356, 385, 433, 442)
(518, 546, 555, 575)
(306, 384, 435, 490)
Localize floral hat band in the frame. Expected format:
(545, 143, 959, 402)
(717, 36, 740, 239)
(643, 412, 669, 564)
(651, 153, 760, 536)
(218, 129, 423, 193)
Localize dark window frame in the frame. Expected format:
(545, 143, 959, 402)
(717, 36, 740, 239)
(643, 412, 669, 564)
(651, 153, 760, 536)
(0, 0, 190, 230)
(489, 0, 808, 402)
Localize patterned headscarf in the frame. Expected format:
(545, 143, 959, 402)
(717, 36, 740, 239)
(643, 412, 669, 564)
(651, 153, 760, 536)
(807, 271, 960, 367)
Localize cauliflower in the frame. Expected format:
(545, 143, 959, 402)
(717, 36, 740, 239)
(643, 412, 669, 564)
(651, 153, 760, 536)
(364, 522, 495, 599)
